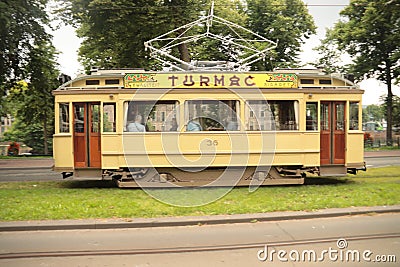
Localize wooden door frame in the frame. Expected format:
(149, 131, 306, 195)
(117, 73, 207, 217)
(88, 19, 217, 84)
(320, 101, 346, 165)
(73, 102, 101, 168)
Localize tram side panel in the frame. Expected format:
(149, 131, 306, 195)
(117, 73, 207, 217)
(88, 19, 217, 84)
(53, 102, 74, 173)
(53, 86, 365, 180)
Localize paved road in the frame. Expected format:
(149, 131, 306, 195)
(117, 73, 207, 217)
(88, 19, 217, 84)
(0, 213, 398, 266)
(0, 169, 62, 182)
(364, 156, 400, 168)
(0, 159, 60, 182)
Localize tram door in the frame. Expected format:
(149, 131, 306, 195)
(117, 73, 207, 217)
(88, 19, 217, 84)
(73, 103, 101, 168)
(320, 102, 345, 165)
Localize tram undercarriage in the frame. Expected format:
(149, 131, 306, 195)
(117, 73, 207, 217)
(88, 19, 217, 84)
(61, 163, 366, 188)
(61, 166, 320, 188)
(109, 166, 308, 187)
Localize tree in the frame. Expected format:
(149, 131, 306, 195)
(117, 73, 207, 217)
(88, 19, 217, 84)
(246, 0, 316, 70)
(362, 104, 384, 123)
(23, 41, 59, 154)
(311, 28, 348, 74)
(317, 0, 400, 145)
(188, 0, 248, 63)
(56, 0, 209, 70)
(382, 95, 400, 129)
(57, 0, 316, 71)
(0, 0, 52, 114)
(1, 0, 59, 154)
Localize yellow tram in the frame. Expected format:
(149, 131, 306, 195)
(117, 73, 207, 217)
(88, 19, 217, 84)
(53, 68, 365, 187)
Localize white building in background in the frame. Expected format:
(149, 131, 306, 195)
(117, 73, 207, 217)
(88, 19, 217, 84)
(0, 115, 13, 139)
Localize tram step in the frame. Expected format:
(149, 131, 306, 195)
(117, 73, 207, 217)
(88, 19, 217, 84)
(319, 165, 347, 177)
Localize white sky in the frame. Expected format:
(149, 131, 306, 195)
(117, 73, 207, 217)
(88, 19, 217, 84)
(50, 0, 399, 105)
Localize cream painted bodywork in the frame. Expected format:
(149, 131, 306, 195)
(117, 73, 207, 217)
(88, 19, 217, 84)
(53, 72, 364, 174)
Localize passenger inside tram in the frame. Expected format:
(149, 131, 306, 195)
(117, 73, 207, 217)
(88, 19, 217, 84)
(127, 115, 146, 132)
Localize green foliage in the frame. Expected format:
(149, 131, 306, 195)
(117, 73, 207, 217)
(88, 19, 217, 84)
(311, 28, 347, 73)
(362, 104, 384, 122)
(0, 0, 52, 114)
(315, 0, 400, 81)
(189, 0, 248, 63)
(56, 0, 208, 70)
(1, 0, 60, 154)
(3, 119, 54, 154)
(247, 0, 316, 70)
(335, 0, 400, 83)
(56, 0, 316, 71)
(317, 0, 400, 145)
(382, 95, 400, 128)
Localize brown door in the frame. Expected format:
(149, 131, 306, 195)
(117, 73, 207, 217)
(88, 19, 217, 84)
(320, 102, 345, 165)
(73, 103, 101, 168)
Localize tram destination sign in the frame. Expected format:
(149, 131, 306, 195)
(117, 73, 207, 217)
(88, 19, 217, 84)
(123, 73, 298, 89)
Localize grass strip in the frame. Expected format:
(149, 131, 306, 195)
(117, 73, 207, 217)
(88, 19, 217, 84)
(0, 166, 399, 221)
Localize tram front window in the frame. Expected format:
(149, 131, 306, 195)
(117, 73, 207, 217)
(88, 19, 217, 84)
(124, 101, 178, 132)
(185, 100, 239, 131)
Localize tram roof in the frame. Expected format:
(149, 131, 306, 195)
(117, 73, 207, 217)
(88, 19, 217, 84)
(55, 68, 362, 92)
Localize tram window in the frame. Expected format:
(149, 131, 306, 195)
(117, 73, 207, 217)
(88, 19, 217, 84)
(59, 103, 69, 133)
(185, 100, 239, 131)
(103, 103, 116, 132)
(124, 101, 178, 132)
(306, 103, 318, 131)
(319, 79, 332, 85)
(335, 103, 345, 130)
(91, 104, 100, 133)
(349, 102, 359, 130)
(86, 80, 100, 85)
(105, 79, 120, 85)
(320, 103, 329, 131)
(300, 79, 314, 84)
(74, 104, 85, 133)
(246, 100, 299, 131)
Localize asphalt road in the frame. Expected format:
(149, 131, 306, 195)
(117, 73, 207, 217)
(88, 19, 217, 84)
(0, 214, 398, 266)
(365, 156, 400, 168)
(0, 168, 62, 182)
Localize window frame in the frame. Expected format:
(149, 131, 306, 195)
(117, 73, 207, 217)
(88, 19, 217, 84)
(103, 103, 116, 133)
(124, 100, 179, 133)
(184, 100, 240, 132)
(58, 102, 70, 133)
(246, 100, 299, 131)
(306, 102, 318, 131)
(349, 101, 360, 130)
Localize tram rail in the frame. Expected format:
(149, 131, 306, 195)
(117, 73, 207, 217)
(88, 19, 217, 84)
(1, 233, 399, 260)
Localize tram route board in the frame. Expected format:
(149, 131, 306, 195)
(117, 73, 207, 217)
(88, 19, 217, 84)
(123, 73, 298, 89)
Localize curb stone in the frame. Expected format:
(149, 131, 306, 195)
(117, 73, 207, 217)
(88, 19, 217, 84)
(1, 205, 399, 232)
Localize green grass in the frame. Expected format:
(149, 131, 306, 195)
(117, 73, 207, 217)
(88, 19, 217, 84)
(364, 146, 400, 151)
(0, 166, 399, 221)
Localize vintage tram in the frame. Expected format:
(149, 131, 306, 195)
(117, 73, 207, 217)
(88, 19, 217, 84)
(53, 67, 365, 187)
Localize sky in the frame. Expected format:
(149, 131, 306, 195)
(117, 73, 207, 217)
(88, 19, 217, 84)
(50, 0, 399, 105)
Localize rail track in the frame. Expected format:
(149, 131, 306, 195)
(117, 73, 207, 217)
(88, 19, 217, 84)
(1, 233, 399, 260)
